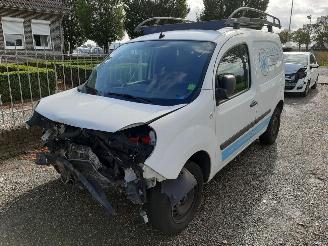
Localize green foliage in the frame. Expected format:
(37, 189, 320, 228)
(75, 0, 125, 52)
(62, 0, 86, 52)
(201, 0, 269, 21)
(0, 64, 56, 104)
(278, 30, 292, 44)
(312, 16, 328, 49)
(123, 0, 189, 38)
(292, 28, 311, 51)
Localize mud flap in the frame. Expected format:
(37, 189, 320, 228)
(161, 168, 197, 206)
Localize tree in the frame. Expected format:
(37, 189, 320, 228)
(292, 28, 311, 51)
(313, 16, 328, 49)
(76, 0, 125, 52)
(62, 0, 86, 53)
(123, 0, 189, 38)
(201, 0, 269, 21)
(278, 29, 292, 44)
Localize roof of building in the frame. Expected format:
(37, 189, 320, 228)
(0, 0, 67, 14)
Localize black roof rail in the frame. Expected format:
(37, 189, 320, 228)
(135, 7, 281, 35)
(226, 7, 281, 32)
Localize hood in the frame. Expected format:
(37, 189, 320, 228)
(284, 63, 306, 75)
(35, 89, 184, 132)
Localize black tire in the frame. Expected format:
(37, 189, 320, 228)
(301, 81, 310, 97)
(146, 161, 203, 235)
(311, 76, 318, 89)
(259, 108, 281, 145)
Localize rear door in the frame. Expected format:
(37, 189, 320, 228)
(214, 38, 257, 165)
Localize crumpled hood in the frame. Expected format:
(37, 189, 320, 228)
(284, 63, 306, 75)
(36, 88, 184, 132)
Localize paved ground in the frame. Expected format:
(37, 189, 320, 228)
(0, 71, 328, 246)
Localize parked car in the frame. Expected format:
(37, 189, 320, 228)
(27, 8, 284, 234)
(283, 52, 320, 96)
(72, 46, 104, 56)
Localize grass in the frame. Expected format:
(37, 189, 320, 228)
(313, 50, 328, 66)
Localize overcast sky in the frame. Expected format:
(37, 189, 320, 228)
(187, 0, 328, 31)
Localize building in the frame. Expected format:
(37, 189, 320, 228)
(0, 0, 66, 53)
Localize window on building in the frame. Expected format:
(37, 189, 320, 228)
(1, 17, 25, 49)
(31, 20, 51, 49)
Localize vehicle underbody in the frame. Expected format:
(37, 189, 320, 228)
(26, 111, 196, 221)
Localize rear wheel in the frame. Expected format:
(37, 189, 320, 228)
(259, 108, 281, 145)
(146, 161, 203, 235)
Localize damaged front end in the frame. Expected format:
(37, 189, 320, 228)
(27, 111, 161, 215)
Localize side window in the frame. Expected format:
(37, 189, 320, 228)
(217, 44, 250, 96)
(310, 54, 316, 64)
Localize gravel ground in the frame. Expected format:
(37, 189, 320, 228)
(0, 73, 328, 245)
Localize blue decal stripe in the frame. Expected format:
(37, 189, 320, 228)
(221, 116, 271, 161)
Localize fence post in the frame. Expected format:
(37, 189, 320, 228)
(15, 44, 26, 120)
(4, 50, 16, 126)
(25, 48, 34, 111)
(0, 95, 5, 126)
(61, 48, 66, 90)
(44, 46, 51, 96)
(52, 43, 59, 93)
(69, 42, 73, 88)
(35, 51, 42, 99)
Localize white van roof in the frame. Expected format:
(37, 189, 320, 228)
(131, 27, 279, 43)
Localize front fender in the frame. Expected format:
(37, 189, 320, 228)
(145, 90, 217, 179)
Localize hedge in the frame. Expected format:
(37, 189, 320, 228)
(0, 64, 56, 104)
(27, 60, 98, 86)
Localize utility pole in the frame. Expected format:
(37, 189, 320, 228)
(288, 0, 294, 32)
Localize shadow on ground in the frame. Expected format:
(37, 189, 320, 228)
(0, 142, 278, 246)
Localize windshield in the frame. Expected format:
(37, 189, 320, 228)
(81, 40, 215, 106)
(284, 53, 308, 66)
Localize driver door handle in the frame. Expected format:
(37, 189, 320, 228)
(250, 100, 258, 108)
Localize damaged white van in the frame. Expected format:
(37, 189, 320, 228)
(27, 8, 285, 234)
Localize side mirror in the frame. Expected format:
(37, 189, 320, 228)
(215, 74, 236, 101)
(310, 64, 319, 69)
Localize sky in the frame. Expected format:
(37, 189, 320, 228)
(187, 0, 328, 31)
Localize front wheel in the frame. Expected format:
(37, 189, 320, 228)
(146, 161, 203, 235)
(301, 81, 310, 97)
(259, 108, 281, 145)
(311, 76, 318, 89)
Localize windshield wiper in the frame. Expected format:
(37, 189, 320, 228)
(105, 92, 153, 103)
(78, 84, 99, 95)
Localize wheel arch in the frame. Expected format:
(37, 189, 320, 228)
(187, 150, 211, 183)
(276, 100, 284, 113)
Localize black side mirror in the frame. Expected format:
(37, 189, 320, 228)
(215, 74, 236, 101)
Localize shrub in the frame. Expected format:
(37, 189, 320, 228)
(0, 64, 56, 104)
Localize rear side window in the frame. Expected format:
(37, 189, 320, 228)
(217, 44, 250, 96)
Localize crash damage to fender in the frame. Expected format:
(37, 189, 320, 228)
(27, 111, 196, 219)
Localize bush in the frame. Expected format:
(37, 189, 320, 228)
(313, 51, 328, 66)
(27, 60, 98, 86)
(0, 64, 56, 104)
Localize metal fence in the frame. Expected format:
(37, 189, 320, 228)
(0, 49, 107, 130)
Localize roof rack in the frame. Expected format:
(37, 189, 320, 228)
(135, 7, 281, 35)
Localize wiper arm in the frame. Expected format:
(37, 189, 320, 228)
(78, 84, 99, 95)
(105, 92, 153, 103)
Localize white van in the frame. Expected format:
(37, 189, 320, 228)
(283, 52, 320, 96)
(27, 8, 285, 234)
